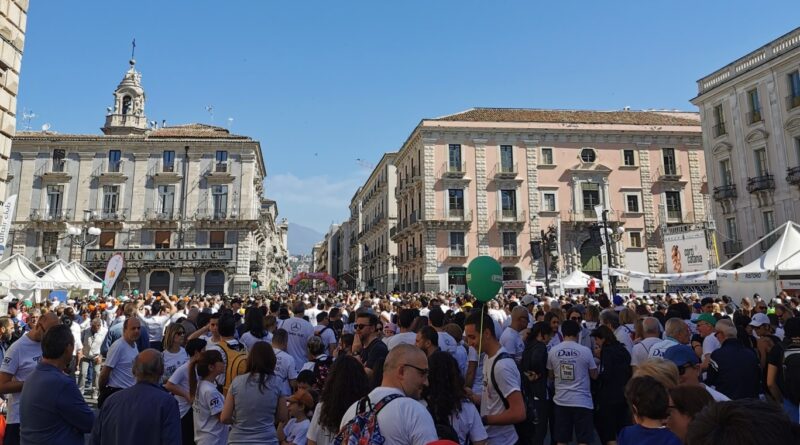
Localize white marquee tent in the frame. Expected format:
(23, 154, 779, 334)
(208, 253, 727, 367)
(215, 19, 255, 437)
(560, 270, 594, 289)
(39, 260, 91, 290)
(0, 254, 43, 301)
(65, 261, 103, 290)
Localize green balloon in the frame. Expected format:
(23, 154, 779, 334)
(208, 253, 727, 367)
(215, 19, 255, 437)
(251, 282, 258, 289)
(467, 256, 503, 302)
(133, 289, 139, 296)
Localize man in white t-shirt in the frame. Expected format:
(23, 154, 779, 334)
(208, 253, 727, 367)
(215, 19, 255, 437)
(464, 311, 525, 445)
(338, 344, 437, 445)
(98, 317, 141, 408)
(692, 313, 720, 361)
(272, 329, 298, 394)
(0, 312, 59, 445)
(631, 317, 662, 368)
(314, 312, 338, 355)
(649, 318, 691, 358)
(283, 302, 315, 373)
(499, 306, 528, 363)
(384, 308, 417, 350)
(547, 319, 598, 445)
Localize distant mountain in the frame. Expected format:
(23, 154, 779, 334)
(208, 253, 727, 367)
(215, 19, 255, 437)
(288, 223, 324, 256)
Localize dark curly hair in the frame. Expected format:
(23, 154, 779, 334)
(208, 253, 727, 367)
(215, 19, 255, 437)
(424, 350, 466, 424)
(318, 355, 370, 434)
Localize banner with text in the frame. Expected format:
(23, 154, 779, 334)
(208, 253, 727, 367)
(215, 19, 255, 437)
(664, 229, 710, 274)
(103, 254, 124, 296)
(0, 194, 17, 256)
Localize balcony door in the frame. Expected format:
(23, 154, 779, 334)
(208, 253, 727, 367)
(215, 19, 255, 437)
(662, 148, 677, 175)
(158, 185, 175, 217)
(47, 185, 63, 219)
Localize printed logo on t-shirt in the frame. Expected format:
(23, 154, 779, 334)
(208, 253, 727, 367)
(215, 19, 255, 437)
(560, 363, 575, 381)
(210, 397, 220, 407)
(557, 348, 579, 358)
(651, 348, 664, 357)
(3, 356, 11, 365)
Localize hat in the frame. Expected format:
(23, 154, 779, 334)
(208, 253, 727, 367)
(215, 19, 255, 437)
(749, 313, 771, 327)
(663, 344, 700, 367)
(613, 294, 624, 306)
(462, 302, 473, 310)
(288, 389, 314, 410)
(521, 294, 537, 306)
(692, 313, 717, 327)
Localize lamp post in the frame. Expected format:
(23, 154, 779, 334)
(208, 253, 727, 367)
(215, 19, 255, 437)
(530, 225, 559, 295)
(600, 210, 625, 296)
(67, 210, 102, 263)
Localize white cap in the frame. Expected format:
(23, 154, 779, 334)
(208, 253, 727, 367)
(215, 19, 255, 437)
(749, 313, 771, 327)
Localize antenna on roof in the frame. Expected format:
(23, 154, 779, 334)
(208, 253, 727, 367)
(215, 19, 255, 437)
(41, 123, 51, 133)
(205, 105, 214, 123)
(227, 117, 234, 131)
(21, 108, 36, 131)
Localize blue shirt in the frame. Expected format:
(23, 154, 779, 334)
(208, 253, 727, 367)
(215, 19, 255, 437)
(91, 381, 181, 445)
(618, 424, 681, 445)
(20, 362, 94, 445)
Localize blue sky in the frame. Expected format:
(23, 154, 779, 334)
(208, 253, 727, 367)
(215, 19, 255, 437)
(16, 1, 800, 234)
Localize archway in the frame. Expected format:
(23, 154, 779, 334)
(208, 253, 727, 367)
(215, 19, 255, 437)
(204, 270, 225, 295)
(288, 272, 337, 290)
(580, 240, 602, 279)
(149, 270, 171, 293)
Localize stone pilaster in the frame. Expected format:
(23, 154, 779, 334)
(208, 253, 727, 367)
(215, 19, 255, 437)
(73, 151, 97, 219)
(638, 148, 661, 272)
(474, 139, 489, 255)
(422, 139, 439, 289)
(688, 150, 705, 221)
(129, 152, 151, 220)
(15, 151, 36, 220)
(523, 140, 542, 277)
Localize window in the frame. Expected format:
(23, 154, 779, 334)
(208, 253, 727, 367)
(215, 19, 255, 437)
(754, 148, 768, 176)
(42, 232, 59, 256)
(122, 95, 131, 115)
(500, 189, 516, 217)
(448, 189, 464, 218)
(580, 148, 596, 163)
(108, 150, 122, 172)
(790, 71, 800, 108)
(52, 149, 66, 172)
(665, 191, 682, 219)
(449, 232, 465, 256)
(502, 232, 518, 256)
(209, 231, 225, 248)
(155, 231, 171, 249)
(46, 185, 63, 219)
(158, 185, 175, 217)
(500, 145, 513, 172)
(726, 217, 738, 241)
(540, 148, 553, 165)
(623, 149, 636, 166)
(448, 144, 462, 171)
(713, 104, 726, 136)
(212, 185, 228, 219)
(215, 151, 228, 172)
(719, 159, 732, 186)
(102, 185, 119, 214)
(542, 192, 557, 212)
(581, 182, 601, 212)
(662, 148, 677, 175)
(163, 150, 175, 172)
(629, 232, 642, 248)
(625, 194, 640, 213)
(99, 232, 115, 250)
(747, 88, 762, 123)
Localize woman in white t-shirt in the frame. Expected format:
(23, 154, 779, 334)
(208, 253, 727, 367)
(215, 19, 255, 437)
(190, 350, 228, 445)
(165, 338, 207, 445)
(240, 307, 271, 351)
(307, 355, 370, 445)
(425, 350, 488, 445)
(162, 323, 189, 385)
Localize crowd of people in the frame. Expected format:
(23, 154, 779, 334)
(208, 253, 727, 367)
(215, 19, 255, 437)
(0, 288, 799, 444)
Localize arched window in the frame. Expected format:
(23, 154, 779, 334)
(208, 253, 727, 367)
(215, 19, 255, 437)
(122, 95, 132, 115)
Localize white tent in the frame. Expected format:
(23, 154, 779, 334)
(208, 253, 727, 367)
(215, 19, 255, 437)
(65, 261, 103, 290)
(561, 270, 594, 289)
(717, 222, 800, 301)
(39, 260, 88, 290)
(0, 254, 43, 301)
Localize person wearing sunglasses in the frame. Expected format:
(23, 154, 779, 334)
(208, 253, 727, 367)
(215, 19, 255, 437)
(354, 312, 388, 380)
(705, 319, 761, 400)
(662, 344, 729, 402)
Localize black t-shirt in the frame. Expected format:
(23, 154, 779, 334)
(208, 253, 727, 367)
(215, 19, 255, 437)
(766, 335, 786, 394)
(360, 337, 389, 371)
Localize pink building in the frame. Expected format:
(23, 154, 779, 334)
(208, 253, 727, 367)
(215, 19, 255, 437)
(390, 108, 706, 293)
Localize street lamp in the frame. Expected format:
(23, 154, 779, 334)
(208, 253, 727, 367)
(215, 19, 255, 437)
(67, 217, 102, 263)
(600, 210, 625, 296)
(530, 225, 559, 295)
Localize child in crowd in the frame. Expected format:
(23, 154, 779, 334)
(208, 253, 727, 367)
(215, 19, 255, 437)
(617, 375, 681, 445)
(190, 350, 228, 445)
(277, 389, 314, 445)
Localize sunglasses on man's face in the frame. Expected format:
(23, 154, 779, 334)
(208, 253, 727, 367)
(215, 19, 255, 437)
(354, 324, 374, 331)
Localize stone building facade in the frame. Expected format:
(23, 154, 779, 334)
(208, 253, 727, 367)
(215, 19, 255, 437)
(5, 60, 288, 295)
(0, 1, 28, 208)
(389, 108, 706, 292)
(691, 26, 800, 265)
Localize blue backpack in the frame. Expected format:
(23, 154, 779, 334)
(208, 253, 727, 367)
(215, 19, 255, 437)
(334, 394, 402, 445)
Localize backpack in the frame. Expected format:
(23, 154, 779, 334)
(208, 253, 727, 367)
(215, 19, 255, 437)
(490, 352, 537, 433)
(316, 325, 338, 342)
(312, 355, 334, 392)
(783, 345, 800, 404)
(333, 394, 402, 445)
(426, 405, 462, 443)
(218, 340, 247, 396)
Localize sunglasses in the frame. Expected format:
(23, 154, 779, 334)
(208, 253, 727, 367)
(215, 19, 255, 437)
(354, 324, 374, 330)
(402, 363, 429, 377)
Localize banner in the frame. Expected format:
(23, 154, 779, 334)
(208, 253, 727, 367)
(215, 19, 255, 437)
(664, 229, 710, 274)
(103, 254, 124, 296)
(0, 195, 17, 256)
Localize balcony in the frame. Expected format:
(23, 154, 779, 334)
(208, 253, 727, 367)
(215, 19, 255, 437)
(91, 208, 126, 221)
(495, 209, 526, 228)
(747, 110, 763, 124)
(205, 161, 234, 183)
(492, 162, 518, 179)
(37, 159, 71, 183)
(746, 174, 775, 193)
(666, 210, 683, 223)
(97, 160, 127, 184)
(448, 245, 468, 258)
(195, 209, 229, 221)
(440, 162, 466, 179)
(500, 245, 519, 258)
(786, 94, 800, 111)
(722, 240, 742, 257)
(145, 208, 179, 221)
(712, 184, 737, 200)
(30, 208, 72, 222)
(712, 122, 727, 138)
(656, 165, 683, 181)
(152, 160, 182, 183)
(787, 166, 800, 185)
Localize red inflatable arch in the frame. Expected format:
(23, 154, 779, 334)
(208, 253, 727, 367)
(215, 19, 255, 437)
(288, 272, 337, 290)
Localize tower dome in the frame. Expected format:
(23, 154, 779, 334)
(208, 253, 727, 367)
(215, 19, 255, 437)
(101, 58, 148, 135)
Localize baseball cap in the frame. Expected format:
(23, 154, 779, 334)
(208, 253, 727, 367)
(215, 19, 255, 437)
(663, 344, 700, 367)
(288, 389, 314, 410)
(521, 294, 537, 306)
(749, 313, 771, 327)
(691, 313, 717, 327)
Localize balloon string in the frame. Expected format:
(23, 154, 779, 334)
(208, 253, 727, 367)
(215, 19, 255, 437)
(478, 304, 485, 357)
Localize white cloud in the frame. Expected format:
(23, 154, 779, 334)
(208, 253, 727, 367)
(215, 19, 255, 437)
(266, 172, 369, 233)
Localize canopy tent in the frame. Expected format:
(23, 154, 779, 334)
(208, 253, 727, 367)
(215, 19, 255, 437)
(560, 270, 594, 289)
(0, 254, 43, 301)
(717, 222, 800, 301)
(65, 261, 103, 290)
(39, 260, 90, 290)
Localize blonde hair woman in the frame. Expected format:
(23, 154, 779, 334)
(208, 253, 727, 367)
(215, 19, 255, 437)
(632, 358, 679, 390)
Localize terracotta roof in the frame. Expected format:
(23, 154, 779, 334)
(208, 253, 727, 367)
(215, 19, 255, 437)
(148, 123, 250, 139)
(432, 108, 700, 126)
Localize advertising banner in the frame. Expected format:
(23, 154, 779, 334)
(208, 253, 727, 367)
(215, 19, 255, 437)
(103, 254, 124, 296)
(664, 229, 710, 274)
(0, 195, 17, 256)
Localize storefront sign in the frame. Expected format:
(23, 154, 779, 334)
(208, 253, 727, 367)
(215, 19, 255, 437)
(85, 248, 234, 267)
